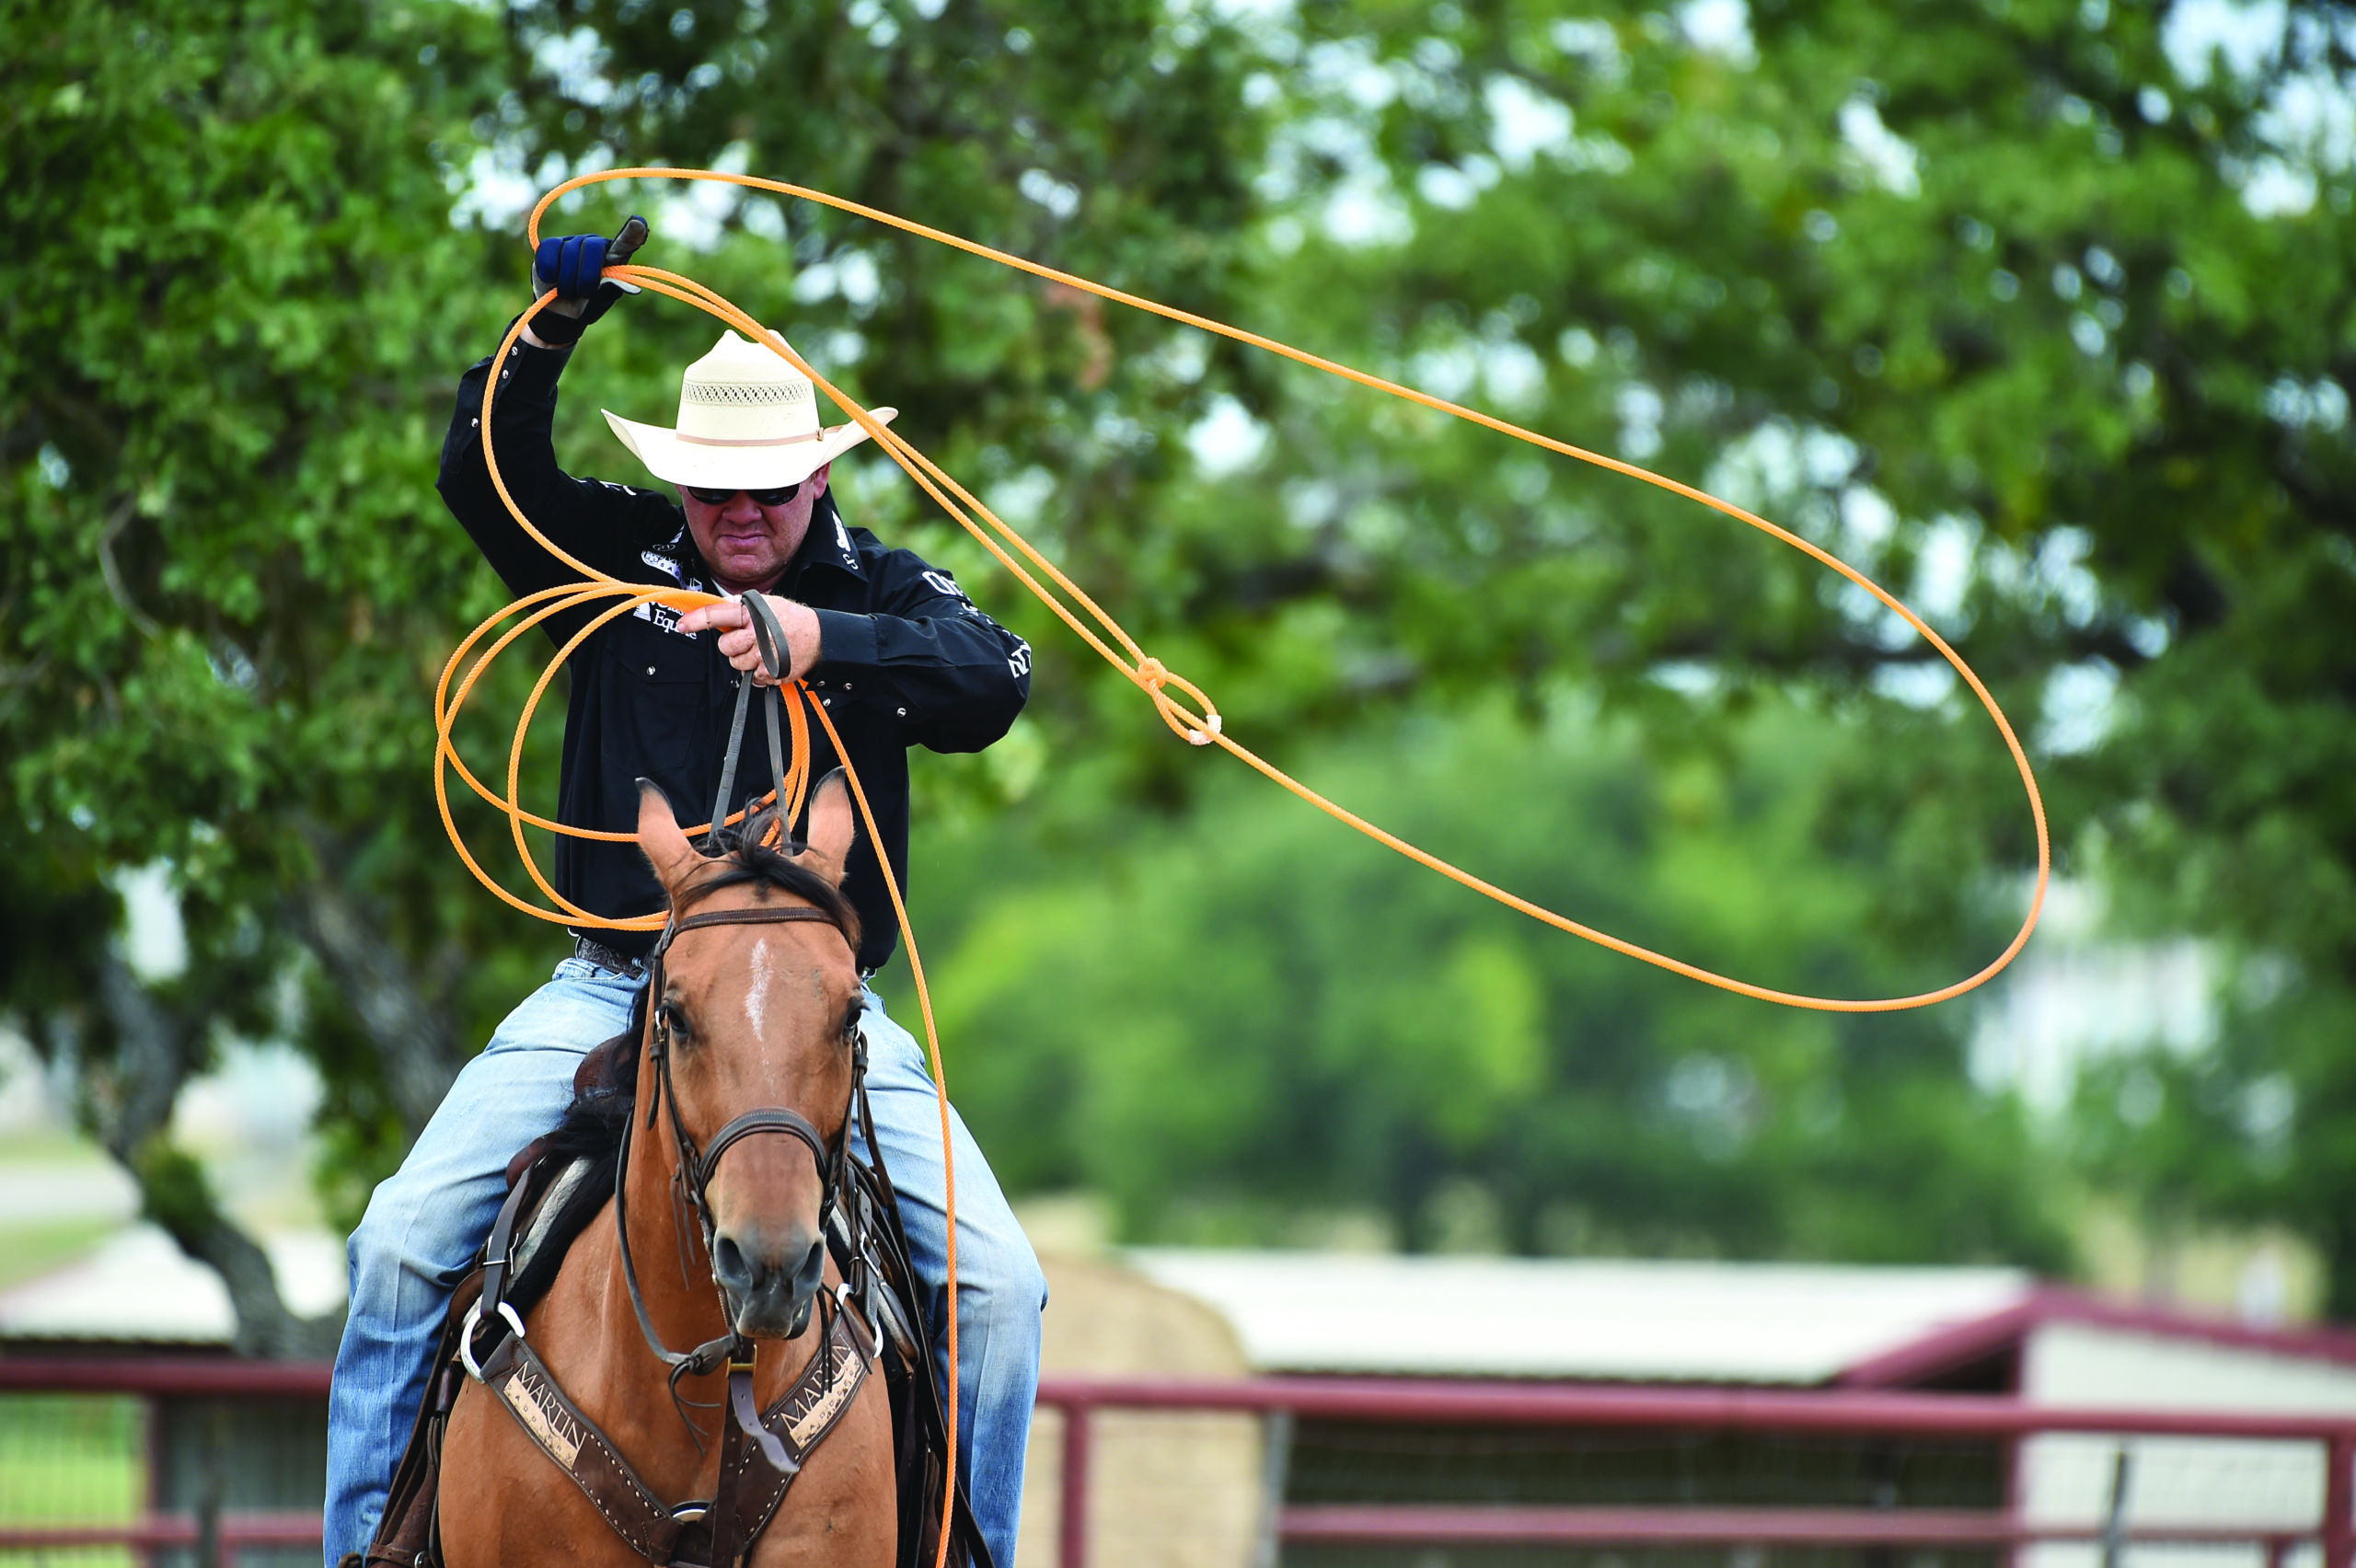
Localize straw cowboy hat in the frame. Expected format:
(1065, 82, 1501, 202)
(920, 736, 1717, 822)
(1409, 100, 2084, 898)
(603, 329, 897, 491)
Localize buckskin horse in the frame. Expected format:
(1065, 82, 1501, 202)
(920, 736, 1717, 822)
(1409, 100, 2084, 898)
(435, 775, 899, 1567)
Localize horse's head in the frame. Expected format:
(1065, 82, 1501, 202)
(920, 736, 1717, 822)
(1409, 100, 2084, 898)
(635, 774, 864, 1341)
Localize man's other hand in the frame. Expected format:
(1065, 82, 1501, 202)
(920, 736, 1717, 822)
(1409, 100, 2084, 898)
(676, 595, 823, 685)
(523, 217, 649, 348)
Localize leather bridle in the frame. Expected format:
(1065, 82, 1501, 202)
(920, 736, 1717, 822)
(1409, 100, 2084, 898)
(612, 889, 866, 1408)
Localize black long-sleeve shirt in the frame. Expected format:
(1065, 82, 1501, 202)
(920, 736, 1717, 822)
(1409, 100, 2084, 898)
(437, 335, 1032, 970)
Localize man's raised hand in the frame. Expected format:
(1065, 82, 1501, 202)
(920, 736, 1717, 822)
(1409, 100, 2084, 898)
(524, 216, 650, 347)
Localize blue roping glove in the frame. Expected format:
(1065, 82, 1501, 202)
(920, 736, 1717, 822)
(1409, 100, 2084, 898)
(528, 215, 649, 346)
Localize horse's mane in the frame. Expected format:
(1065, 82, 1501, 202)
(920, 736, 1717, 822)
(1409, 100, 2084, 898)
(502, 823, 861, 1308)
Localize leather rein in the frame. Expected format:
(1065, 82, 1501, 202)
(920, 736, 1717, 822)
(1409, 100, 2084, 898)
(616, 591, 867, 1408)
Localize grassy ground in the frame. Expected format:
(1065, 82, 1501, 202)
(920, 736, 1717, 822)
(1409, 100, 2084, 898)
(0, 1394, 142, 1568)
(0, 1128, 112, 1169)
(0, 1122, 133, 1292)
(0, 1219, 120, 1295)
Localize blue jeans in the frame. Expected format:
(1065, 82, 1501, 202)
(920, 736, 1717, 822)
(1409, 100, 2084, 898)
(324, 959, 1044, 1568)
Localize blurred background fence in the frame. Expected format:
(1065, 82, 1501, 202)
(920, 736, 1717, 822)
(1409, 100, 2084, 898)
(0, 1361, 324, 1568)
(7, 1357, 2356, 1568)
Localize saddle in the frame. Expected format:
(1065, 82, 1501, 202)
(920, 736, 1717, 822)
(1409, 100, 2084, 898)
(363, 1029, 991, 1568)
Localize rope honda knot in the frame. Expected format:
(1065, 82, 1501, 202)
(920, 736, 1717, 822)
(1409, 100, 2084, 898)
(1126, 655, 1222, 744)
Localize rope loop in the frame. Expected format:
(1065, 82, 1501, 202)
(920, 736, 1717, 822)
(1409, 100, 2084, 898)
(442, 163, 2053, 1022)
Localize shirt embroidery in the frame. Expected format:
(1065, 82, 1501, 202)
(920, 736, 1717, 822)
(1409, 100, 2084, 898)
(919, 569, 975, 607)
(631, 537, 705, 637)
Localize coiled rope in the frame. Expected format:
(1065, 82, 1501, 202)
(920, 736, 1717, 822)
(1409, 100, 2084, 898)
(433, 166, 2052, 1562)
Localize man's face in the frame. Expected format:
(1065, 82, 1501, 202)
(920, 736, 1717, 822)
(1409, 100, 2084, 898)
(678, 464, 831, 593)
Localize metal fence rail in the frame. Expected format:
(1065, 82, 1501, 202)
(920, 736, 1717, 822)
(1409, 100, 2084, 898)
(5, 1360, 2351, 1568)
(1037, 1377, 2356, 1568)
(0, 1516, 320, 1553)
(1275, 1505, 2314, 1549)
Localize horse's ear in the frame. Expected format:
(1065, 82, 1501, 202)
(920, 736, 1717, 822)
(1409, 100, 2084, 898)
(635, 779, 700, 893)
(795, 768, 856, 885)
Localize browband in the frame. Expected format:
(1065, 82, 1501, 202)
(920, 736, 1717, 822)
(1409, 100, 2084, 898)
(656, 903, 855, 956)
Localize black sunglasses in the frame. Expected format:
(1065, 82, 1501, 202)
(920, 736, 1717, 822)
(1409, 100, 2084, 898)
(685, 482, 803, 507)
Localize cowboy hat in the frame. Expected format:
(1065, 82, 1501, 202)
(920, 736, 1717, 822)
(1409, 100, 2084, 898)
(602, 329, 897, 491)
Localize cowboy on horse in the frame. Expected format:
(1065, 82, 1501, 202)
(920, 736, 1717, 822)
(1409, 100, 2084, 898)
(325, 222, 1045, 1568)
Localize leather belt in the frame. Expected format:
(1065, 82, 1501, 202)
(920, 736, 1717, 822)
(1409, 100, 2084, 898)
(574, 936, 649, 979)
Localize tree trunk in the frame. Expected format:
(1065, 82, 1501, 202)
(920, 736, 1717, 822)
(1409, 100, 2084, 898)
(91, 954, 343, 1358)
(286, 858, 468, 1132)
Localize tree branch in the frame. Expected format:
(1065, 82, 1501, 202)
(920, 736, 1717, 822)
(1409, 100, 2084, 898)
(96, 494, 159, 638)
(135, 1141, 342, 1359)
(285, 835, 467, 1133)
(88, 953, 192, 1159)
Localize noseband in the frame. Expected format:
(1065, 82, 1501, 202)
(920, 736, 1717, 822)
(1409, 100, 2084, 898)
(613, 894, 865, 1395)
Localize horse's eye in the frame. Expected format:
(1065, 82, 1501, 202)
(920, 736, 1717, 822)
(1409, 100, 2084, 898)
(662, 1001, 694, 1043)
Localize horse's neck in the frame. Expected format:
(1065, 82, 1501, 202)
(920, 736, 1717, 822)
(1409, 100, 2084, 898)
(608, 1090, 829, 1400)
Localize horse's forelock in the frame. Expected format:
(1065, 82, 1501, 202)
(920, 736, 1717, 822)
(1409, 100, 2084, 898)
(668, 831, 862, 957)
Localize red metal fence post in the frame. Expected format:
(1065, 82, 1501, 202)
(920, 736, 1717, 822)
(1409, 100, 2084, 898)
(143, 1384, 167, 1568)
(2327, 1432, 2353, 1568)
(1058, 1399, 1091, 1568)
(1998, 1421, 2023, 1568)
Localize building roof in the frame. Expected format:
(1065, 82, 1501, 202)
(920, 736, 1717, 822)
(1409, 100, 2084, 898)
(17, 1230, 2356, 1396)
(1126, 1250, 2356, 1388)
(0, 1225, 344, 1345)
(1840, 1286, 2356, 1388)
(1126, 1250, 2036, 1385)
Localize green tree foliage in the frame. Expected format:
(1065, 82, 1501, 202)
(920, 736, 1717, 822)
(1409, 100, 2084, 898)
(7, 0, 2353, 1347)
(946, 0, 2354, 1296)
(897, 695, 2072, 1267)
(0, 0, 1280, 1350)
(1, 0, 528, 1351)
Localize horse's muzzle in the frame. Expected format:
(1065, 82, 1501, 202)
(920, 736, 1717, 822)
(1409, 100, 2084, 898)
(711, 1225, 827, 1339)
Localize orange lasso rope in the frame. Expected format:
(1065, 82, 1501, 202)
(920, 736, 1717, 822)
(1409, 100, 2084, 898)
(433, 167, 2052, 1562)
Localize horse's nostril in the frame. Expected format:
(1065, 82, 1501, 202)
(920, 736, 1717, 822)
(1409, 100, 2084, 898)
(711, 1233, 755, 1293)
(710, 1228, 826, 1336)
